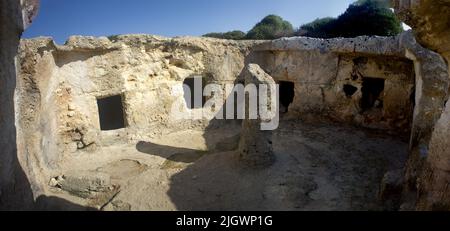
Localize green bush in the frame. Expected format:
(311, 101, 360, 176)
(298, 0, 402, 38)
(245, 15, 294, 40)
(203, 30, 246, 40)
(202, 0, 402, 40)
(297, 17, 336, 38)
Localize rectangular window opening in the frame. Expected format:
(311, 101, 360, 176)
(97, 95, 126, 131)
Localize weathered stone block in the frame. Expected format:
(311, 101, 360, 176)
(238, 64, 276, 167)
(53, 171, 112, 199)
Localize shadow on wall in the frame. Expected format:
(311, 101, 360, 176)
(54, 50, 114, 68)
(140, 52, 413, 211)
(135, 69, 246, 163)
(0, 0, 33, 210)
(133, 67, 251, 210)
(159, 62, 268, 210)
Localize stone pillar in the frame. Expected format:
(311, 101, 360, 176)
(398, 32, 449, 202)
(238, 64, 277, 167)
(417, 101, 450, 210)
(393, 0, 450, 210)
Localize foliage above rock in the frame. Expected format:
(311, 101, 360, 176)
(245, 15, 294, 40)
(298, 0, 403, 38)
(201, 0, 403, 40)
(203, 30, 246, 40)
(296, 17, 335, 38)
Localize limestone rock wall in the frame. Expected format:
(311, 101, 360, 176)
(392, 0, 450, 65)
(16, 31, 448, 210)
(16, 36, 257, 197)
(250, 32, 448, 140)
(0, 0, 39, 210)
(393, 0, 450, 210)
(251, 49, 415, 135)
(250, 32, 449, 210)
(1, 0, 448, 211)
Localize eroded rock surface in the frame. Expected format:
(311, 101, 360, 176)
(393, 0, 450, 210)
(1, 0, 448, 212)
(392, 0, 450, 64)
(238, 64, 276, 167)
(0, 0, 39, 210)
(12, 30, 450, 210)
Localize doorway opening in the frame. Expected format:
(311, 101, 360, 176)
(97, 95, 126, 131)
(361, 77, 385, 111)
(279, 81, 295, 113)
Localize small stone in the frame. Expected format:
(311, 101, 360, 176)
(49, 178, 59, 187)
(68, 104, 76, 111)
(81, 129, 97, 146)
(67, 111, 76, 117)
(71, 132, 82, 141)
(57, 171, 112, 199)
(77, 141, 85, 149)
(68, 143, 78, 153)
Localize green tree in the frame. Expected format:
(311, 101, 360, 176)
(298, 0, 403, 38)
(245, 15, 294, 40)
(297, 17, 335, 38)
(203, 30, 246, 40)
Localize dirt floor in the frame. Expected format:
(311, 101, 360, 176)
(41, 120, 409, 211)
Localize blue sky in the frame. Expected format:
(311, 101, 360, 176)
(23, 0, 356, 44)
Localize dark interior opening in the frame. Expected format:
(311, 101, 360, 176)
(183, 77, 206, 109)
(279, 81, 295, 113)
(410, 90, 416, 107)
(361, 77, 385, 111)
(344, 84, 358, 97)
(97, 95, 125, 131)
(183, 77, 207, 109)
